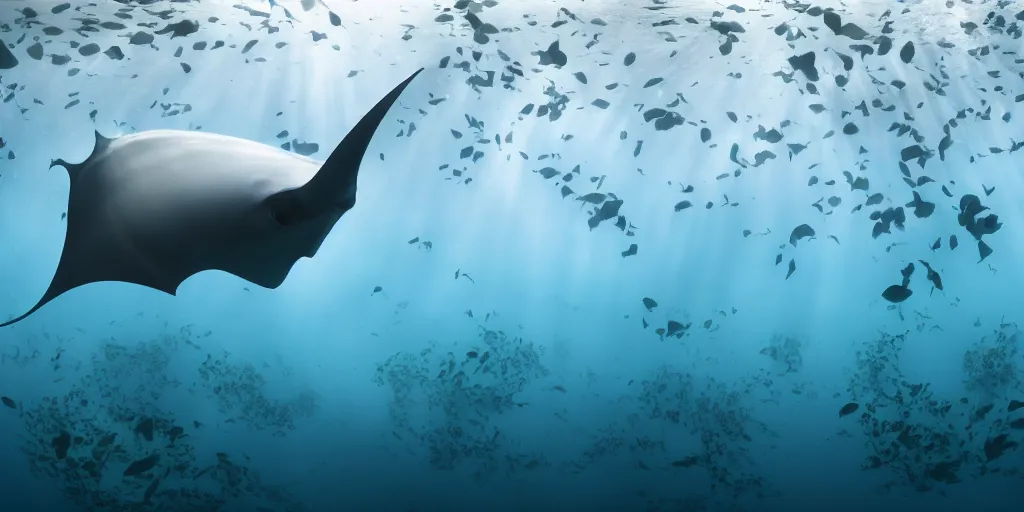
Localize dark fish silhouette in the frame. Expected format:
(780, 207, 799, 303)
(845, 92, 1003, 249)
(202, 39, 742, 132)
(134, 418, 154, 442)
(123, 454, 160, 476)
(882, 285, 912, 303)
(52, 430, 71, 459)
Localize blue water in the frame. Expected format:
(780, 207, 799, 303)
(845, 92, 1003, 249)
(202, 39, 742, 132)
(1, 0, 1023, 510)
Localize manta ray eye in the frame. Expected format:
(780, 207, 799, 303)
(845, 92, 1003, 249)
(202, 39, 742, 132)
(266, 192, 307, 227)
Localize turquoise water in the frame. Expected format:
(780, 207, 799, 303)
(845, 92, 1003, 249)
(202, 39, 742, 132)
(1, 0, 1022, 510)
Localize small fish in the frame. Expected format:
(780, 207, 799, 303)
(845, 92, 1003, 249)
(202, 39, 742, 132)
(167, 425, 184, 441)
(973, 403, 995, 422)
(134, 418, 155, 441)
(577, 192, 606, 204)
(839, 402, 859, 417)
(881, 284, 912, 303)
(123, 453, 160, 476)
(1, 396, 15, 409)
(267, 0, 296, 20)
(900, 262, 915, 286)
(670, 455, 700, 468)
(142, 474, 162, 503)
(52, 430, 71, 459)
(918, 260, 943, 291)
(789, 224, 815, 246)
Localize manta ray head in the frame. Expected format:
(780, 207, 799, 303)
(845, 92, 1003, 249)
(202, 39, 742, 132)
(238, 156, 356, 287)
(263, 178, 354, 233)
(198, 67, 427, 289)
(204, 183, 351, 290)
(227, 66, 426, 286)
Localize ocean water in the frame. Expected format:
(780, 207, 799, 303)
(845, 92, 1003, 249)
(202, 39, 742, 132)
(0, 0, 1023, 510)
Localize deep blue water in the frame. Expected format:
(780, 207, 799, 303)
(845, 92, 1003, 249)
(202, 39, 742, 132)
(1, 0, 1024, 510)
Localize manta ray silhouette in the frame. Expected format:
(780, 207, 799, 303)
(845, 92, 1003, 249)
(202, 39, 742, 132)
(0, 68, 424, 327)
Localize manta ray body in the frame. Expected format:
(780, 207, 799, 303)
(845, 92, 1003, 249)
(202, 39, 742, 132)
(0, 68, 424, 327)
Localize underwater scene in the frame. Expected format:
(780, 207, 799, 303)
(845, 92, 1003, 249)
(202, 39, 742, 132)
(1, 0, 1023, 510)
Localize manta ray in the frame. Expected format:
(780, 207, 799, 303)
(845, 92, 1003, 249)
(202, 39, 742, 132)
(0, 68, 424, 327)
